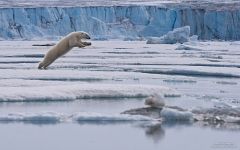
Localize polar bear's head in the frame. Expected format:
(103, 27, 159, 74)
(76, 31, 91, 40)
(69, 31, 91, 48)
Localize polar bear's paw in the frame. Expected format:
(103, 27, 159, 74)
(38, 62, 44, 69)
(82, 41, 91, 46)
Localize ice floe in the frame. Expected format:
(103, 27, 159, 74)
(0, 84, 180, 102)
(0, 112, 62, 124)
(161, 108, 193, 122)
(73, 112, 154, 123)
(122, 105, 240, 125)
(0, 106, 239, 128)
(175, 44, 202, 51)
(0, 40, 239, 129)
(0, 112, 155, 124)
(137, 68, 240, 78)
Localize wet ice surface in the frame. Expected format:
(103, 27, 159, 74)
(0, 40, 240, 149)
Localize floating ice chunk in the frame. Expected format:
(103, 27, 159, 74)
(0, 112, 62, 124)
(216, 81, 238, 85)
(189, 35, 199, 41)
(160, 108, 193, 122)
(0, 112, 155, 124)
(163, 79, 197, 84)
(225, 116, 240, 123)
(200, 54, 223, 59)
(147, 26, 190, 44)
(230, 41, 240, 45)
(175, 44, 202, 51)
(73, 112, 154, 123)
(122, 103, 240, 125)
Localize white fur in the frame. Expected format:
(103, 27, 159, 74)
(145, 94, 165, 108)
(38, 31, 91, 69)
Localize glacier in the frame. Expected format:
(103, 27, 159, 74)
(0, 5, 240, 40)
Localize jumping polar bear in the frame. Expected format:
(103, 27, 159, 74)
(38, 31, 91, 69)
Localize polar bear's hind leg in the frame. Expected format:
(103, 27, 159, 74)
(38, 62, 44, 69)
(38, 60, 54, 69)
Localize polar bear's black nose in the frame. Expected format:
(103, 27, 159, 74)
(85, 34, 91, 39)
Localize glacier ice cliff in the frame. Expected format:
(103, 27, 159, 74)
(0, 6, 240, 40)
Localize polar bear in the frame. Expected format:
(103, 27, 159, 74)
(38, 31, 91, 69)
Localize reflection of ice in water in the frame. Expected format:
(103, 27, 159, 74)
(143, 123, 165, 143)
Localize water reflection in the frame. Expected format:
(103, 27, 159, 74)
(144, 123, 165, 143)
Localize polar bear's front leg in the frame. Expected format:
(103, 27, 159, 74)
(77, 42, 87, 48)
(82, 41, 91, 46)
(77, 41, 91, 48)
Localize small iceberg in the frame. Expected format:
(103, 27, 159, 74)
(147, 26, 190, 44)
(160, 108, 193, 122)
